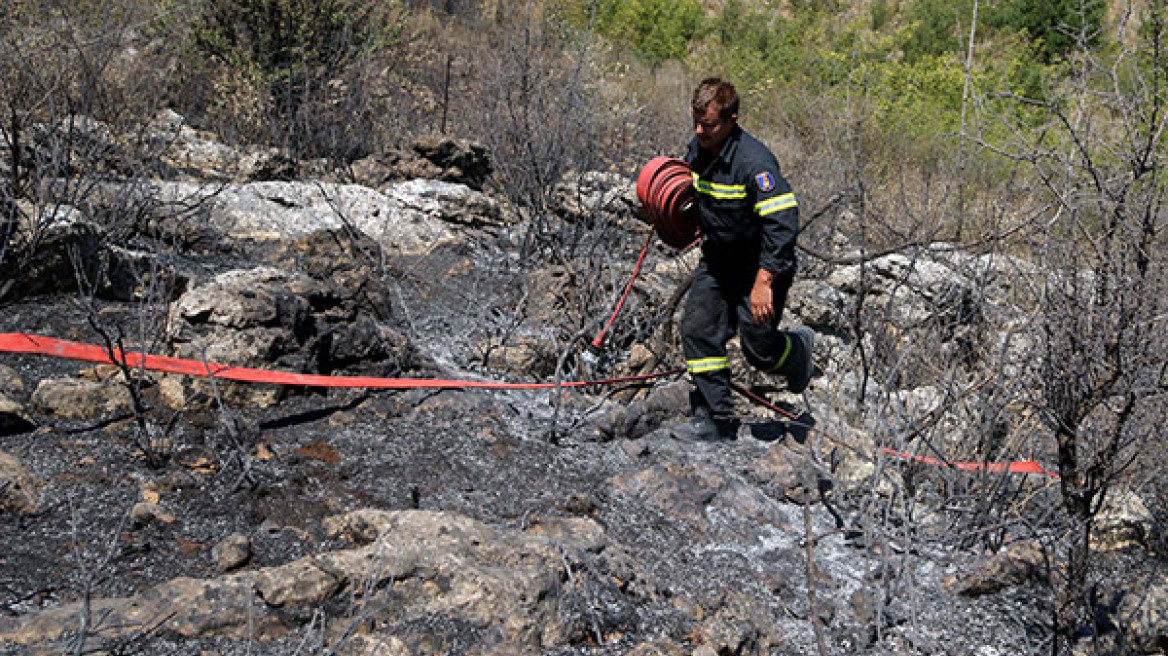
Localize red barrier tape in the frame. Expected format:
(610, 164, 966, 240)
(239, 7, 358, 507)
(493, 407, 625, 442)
(0, 333, 683, 391)
(882, 447, 1059, 478)
(1, 333, 1058, 477)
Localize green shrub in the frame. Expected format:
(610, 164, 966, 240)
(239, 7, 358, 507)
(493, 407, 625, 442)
(186, 0, 401, 158)
(561, 0, 705, 65)
(895, 0, 1105, 65)
(870, 0, 894, 32)
(900, 0, 968, 62)
(987, 0, 1106, 63)
(693, 0, 845, 93)
(193, 0, 382, 77)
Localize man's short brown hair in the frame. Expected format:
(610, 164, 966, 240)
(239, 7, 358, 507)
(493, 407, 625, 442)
(692, 77, 739, 120)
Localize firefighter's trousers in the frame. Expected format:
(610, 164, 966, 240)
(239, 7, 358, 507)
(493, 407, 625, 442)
(680, 259, 797, 415)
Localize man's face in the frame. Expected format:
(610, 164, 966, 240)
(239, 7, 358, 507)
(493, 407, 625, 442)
(693, 104, 737, 153)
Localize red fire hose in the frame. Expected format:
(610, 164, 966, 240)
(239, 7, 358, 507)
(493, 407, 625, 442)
(636, 156, 700, 249)
(585, 157, 701, 358)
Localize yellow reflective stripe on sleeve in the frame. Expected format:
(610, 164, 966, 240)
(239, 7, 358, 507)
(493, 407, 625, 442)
(686, 356, 730, 374)
(692, 174, 747, 200)
(755, 193, 797, 216)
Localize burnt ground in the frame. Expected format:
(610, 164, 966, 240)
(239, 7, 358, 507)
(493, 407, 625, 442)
(0, 237, 1161, 656)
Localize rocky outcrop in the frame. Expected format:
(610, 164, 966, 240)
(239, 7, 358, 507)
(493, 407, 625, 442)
(0, 509, 612, 654)
(0, 365, 23, 398)
(592, 380, 690, 441)
(827, 252, 981, 332)
(410, 135, 493, 190)
(1092, 489, 1157, 552)
(0, 366, 33, 436)
(162, 264, 422, 408)
(149, 177, 507, 254)
(148, 109, 270, 180)
(212, 534, 253, 572)
(0, 199, 191, 304)
(351, 135, 493, 191)
(0, 451, 40, 514)
(0, 394, 33, 436)
(944, 540, 1046, 597)
(551, 171, 641, 228)
(31, 377, 133, 419)
(0, 207, 101, 302)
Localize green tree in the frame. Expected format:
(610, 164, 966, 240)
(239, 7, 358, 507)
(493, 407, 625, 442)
(990, 0, 1106, 62)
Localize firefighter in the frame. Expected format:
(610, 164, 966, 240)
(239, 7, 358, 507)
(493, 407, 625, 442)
(670, 77, 815, 443)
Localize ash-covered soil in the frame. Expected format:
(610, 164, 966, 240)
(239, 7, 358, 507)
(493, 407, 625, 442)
(0, 237, 1158, 656)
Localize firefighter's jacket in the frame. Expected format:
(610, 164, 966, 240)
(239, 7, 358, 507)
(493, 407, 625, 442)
(684, 125, 798, 277)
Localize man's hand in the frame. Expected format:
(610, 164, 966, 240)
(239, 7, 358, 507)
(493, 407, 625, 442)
(751, 269, 775, 324)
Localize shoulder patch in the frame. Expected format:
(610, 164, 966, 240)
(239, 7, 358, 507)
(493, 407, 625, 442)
(755, 171, 776, 193)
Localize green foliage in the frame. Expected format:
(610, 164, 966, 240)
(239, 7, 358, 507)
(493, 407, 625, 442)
(1136, 3, 1168, 82)
(185, 0, 402, 157)
(895, 0, 1106, 65)
(900, 0, 968, 62)
(869, 55, 967, 133)
(192, 0, 385, 80)
(552, 0, 1086, 188)
(566, 0, 706, 64)
(694, 0, 846, 93)
(988, 0, 1106, 62)
(870, 0, 894, 32)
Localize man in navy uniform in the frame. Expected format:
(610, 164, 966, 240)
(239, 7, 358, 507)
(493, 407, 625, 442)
(671, 77, 814, 442)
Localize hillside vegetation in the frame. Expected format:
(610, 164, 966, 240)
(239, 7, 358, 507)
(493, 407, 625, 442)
(1, 1, 1166, 656)
(1, 0, 1140, 247)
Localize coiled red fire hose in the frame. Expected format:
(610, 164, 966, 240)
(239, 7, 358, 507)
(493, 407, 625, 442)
(636, 156, 700, 249)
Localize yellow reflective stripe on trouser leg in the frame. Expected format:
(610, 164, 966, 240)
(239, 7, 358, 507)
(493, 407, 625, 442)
(686, 357, 730, 374)
(765, 335, 794, 373)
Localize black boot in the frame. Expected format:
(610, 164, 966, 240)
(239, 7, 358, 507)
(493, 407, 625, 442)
(780, 326, 816, 394)
(670, 406, 740, 442)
